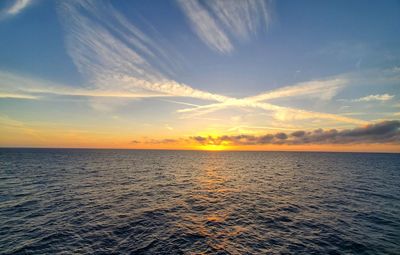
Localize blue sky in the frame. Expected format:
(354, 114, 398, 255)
(0, 0, 399, 150)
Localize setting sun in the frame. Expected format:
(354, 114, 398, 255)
(200, 144, 229, 151)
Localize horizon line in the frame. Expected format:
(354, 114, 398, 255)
(1, 146, 399, 154)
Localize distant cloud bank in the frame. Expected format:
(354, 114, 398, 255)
(189, 120, 400, 145)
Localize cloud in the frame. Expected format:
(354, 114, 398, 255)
(353, 94, 394, 102)
(0, 114, 38, 137)
(0, 0, 366, 126)
(58, 0, 231, 102)
(189, 120, 400, 145)
(0, 70, 172, 99)
(0, 92, 38, 99)
(177, 78, 367, 125)
(160, 99, 201, 107)
(0, 1, 233, 107)
(164, 124, 174, 131)
(59, 1, 161, 83)
(177, 0, 233, 53)
(205, 0, 270, 39)
(246, 78, 346, 102)
(61, 0, 353, 127)
(1, 0, 31, 17)
(178, 78, 347, 116)
(177, 0, 270, 53)
(137, 138, 180, 144)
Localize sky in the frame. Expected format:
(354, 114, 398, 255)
(0, 0, 399, 152)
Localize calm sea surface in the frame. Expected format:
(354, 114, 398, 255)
(0, 149, 399, 254)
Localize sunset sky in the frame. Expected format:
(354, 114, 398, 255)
(0, 0, 399, 152)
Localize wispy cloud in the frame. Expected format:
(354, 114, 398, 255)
(205, 0, 270, 39)
(189, 120, 400, 145)
(0, 114, 38, 138)
(177, 0, 270, 53)
(178, 99, 367, 125)
(247, 78, 346, 102)
(177, 0, 233, 53)
(0, 92, 38, 99)
(1, 68, 366, 126)
(1, 0, 31, 17)
(177, 78, 366, 125)
(353, 94, 394, 102)
(160, 99, 201, 107)
(58, 0, 230, 103)
(0, 70, 172, 99)
(1, 0, 367, 127)
(164, 124, 174, 131)
(132, 138, 179, 144)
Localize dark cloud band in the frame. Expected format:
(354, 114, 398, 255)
(190, 120, 400, 145)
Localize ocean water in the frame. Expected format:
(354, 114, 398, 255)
(0, 149, 399, 254)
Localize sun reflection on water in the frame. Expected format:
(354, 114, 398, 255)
(179, 153, 246, 254)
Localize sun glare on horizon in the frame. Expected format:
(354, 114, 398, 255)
(200, 144, 230, 151)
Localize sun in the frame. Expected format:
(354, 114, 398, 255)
(199, 141, 232, 151)
(201, 144, 227, 151)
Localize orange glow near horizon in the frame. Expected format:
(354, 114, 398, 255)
(1, 142, 399, 153)
(1, 123, 399, 153)
(199, 144, 230, 151)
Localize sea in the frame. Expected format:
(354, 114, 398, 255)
(0, 149, 399, 254)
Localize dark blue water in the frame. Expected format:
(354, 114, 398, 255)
(0, 149, 399, 254)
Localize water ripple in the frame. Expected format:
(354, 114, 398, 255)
(1, 149, 399, 254)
